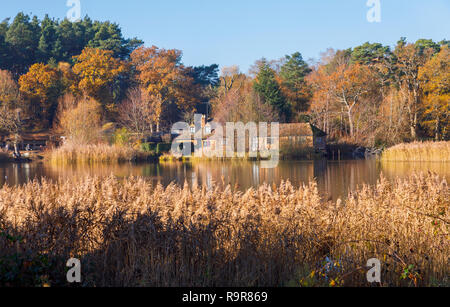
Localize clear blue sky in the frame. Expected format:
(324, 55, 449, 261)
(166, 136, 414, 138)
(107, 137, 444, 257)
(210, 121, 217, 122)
(2, 0, 449, 72)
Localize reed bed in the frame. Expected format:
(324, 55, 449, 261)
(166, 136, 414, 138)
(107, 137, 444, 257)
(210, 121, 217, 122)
(48, 143, 152, 164)
(382, 141, 450, 162)
(0, 173, 448, 287)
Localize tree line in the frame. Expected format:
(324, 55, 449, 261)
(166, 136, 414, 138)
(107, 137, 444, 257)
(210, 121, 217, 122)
(214, 39, 449, 146)
(0, 13, 448, 148)
(0, 13, 219, 145)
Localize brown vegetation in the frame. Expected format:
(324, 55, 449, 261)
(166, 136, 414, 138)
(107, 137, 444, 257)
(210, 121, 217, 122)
(47, 143, 152, 164)
(0, 173, 447, 287)
(382, 141, 450, 162)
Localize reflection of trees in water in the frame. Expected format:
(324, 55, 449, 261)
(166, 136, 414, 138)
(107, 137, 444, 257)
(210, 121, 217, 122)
(381, 161, 450, 180)
(0, 160, 447, 201)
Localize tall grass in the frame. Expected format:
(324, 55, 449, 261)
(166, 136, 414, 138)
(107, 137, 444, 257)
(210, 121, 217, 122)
(382, 141, 450, 162)
(48, 143, 153, 164)
(0, 173, 448, 287)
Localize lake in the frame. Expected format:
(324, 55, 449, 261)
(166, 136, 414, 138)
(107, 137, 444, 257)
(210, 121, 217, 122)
(0, 160, 448, 201)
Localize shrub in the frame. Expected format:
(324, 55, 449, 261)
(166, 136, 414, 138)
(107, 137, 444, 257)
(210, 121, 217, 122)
(141, 142, 157, 153)
(57, 97, 103, 145)
(112, 128, 131, 147)
(156, 143, 172, 154)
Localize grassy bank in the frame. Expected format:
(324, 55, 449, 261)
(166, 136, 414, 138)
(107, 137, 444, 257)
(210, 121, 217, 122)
(0, 173, 448, 287)
(47, 144, 157, 164)
(382, 141, 450, 162)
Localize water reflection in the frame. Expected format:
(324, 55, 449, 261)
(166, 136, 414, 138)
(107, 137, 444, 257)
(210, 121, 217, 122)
(0, 160, 448, 201)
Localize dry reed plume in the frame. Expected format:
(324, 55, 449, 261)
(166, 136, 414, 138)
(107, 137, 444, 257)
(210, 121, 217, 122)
(382, 141, 450, 162)
(0, 173, 448, 287)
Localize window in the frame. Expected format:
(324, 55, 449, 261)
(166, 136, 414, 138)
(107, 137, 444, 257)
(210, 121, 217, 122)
(205, 125, 211, 135)
(251, 137, 258, 152)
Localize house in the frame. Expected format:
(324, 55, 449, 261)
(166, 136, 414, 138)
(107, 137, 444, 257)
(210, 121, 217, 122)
(198, 122, 327, 157)
(278, 123, 327, 152)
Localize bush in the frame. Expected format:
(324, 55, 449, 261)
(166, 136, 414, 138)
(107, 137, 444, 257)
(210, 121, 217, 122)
(141, 142, 157, 152)
(57, 97, 103, 145)
(156, 143, 172, 154)
(113, 128, 131, 147)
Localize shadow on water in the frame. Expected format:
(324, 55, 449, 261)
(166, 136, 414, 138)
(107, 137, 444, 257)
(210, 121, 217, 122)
(0, 160, 448, 201)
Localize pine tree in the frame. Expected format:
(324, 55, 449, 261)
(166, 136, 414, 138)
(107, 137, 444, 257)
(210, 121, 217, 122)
(253, 59, 290, 121)
(279, 52, 312, 115)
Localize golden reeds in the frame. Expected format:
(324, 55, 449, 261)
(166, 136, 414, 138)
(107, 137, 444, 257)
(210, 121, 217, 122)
(382, 141, 450, 162)
(0, 173, 448, 287)
(47, 143, 152, 164)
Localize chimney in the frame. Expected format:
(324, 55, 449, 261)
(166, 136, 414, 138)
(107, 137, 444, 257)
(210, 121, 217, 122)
(201, 115, 206, 129)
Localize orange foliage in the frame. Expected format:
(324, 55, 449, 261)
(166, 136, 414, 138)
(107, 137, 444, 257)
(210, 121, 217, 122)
(130, 46, 198, 131)
(19, 63, 62, 127)
(72, 48, 125, 104)
(419, 46, 450, 139)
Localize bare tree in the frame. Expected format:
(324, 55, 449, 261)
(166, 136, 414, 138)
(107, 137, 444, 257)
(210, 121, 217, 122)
(0, 106, 24, 158)
(118, 88, 155, 136)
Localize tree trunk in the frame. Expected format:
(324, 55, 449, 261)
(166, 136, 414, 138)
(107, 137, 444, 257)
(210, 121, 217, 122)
(435, 116, 440, 141)
(347, 109, 354, 137)
(13, 135, 21, 159)
(410, 112, 418, 140)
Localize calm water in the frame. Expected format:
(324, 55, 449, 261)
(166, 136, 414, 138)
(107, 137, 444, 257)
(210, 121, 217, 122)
(0, 160, 448, 201)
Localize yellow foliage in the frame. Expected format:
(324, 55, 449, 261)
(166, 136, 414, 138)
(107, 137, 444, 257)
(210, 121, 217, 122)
(419, 46, 450, 139)
(72, 48, 125, 102)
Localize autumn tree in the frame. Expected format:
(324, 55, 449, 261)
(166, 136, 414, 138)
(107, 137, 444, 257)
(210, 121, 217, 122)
(72, 47, 126, 114)
(393, 39, 435, 139)
(218, 66, 242, 95)
(212, 68, 278, 124)
(419, 46, 450, 140)
(307, 65, 335, 135)
(308, 61, 377, 139)
(0, 106, 24, 157)
(0, 70, 19, 107)
(131, 46, 198, 132)
(0, 70, 23, 156)
(57, 96, 103, 145)
(19, 63, 63, 128)
(118, 87, 155, 135)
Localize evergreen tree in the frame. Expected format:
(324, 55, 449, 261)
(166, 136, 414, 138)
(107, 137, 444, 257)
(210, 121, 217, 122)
(5, 13, 40, 75)
(254, 59, 290, 121)
(37, 15, 57, 63)
(279, 52, 312, 115)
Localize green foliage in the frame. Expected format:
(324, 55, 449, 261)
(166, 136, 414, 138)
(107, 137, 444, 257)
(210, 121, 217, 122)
(253, 59, 290, 121)
(112, 127, 131, 146)
(157, 143, 172, 154)
(351, 42, 391, 65)
(141, 142, 157, 152)
(0, 231, 54, 287)
(139, 142, 170, 154)
(279, 52, 312, 114)
(415, 39, 440, 54)
(0, 13, 143, 75)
